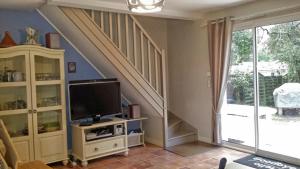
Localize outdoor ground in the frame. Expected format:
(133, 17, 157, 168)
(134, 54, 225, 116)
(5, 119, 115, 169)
(222, 104, 300, 159)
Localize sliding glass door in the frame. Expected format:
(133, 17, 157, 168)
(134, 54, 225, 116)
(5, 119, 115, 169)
(221, 29, 255, 148)
(221, 19, 300, 163)
(257, 21, 300, 160)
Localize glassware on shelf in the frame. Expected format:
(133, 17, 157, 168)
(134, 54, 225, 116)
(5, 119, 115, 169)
(2, 99, 27, 110)
(12, 72, 24, 82)
(38, 122, 60, 134)
(37, 96, 59, 107)
(35, 73, 60, 81)
(0, 67, 25, 82)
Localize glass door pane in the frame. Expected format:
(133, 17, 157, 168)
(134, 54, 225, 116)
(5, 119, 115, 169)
(257, 21, 300, 159)
(221, 29, 255, 147)
(0, 86, 28, 111)
(0, 114, 29, 137)
(0, 55, 26, 82)
(36, 85, 61, 108)
(34, 55, 60, 81)
(37, 110, 62, 134)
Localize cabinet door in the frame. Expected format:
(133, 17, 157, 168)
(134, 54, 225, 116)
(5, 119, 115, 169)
(0, 50, 34, 161)
(29, 51, 67, 162)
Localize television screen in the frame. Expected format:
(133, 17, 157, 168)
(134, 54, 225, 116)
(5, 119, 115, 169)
(69, 79, 121, 121)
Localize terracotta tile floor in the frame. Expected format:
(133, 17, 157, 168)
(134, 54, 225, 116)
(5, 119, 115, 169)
(50, 143, 248, 169)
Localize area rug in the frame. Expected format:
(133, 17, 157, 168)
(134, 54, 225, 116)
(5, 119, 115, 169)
(234, 155, 300, 169)
(165, 141, 219, 157)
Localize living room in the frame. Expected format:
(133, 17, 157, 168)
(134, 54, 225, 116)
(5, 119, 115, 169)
(0, 0, 300, 169)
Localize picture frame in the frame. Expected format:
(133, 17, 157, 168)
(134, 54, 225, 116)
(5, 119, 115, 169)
(68, 62, 76, 73)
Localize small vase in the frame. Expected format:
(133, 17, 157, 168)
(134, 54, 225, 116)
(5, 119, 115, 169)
(0, 31, 17, 48)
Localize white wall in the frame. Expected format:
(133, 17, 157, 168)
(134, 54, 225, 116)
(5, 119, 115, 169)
(167, 19, 212, 142)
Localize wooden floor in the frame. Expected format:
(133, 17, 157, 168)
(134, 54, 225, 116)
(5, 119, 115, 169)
(51, 143, 248, 169)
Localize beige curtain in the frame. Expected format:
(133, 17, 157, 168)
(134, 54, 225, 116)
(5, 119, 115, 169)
(208, 17, 233, 144)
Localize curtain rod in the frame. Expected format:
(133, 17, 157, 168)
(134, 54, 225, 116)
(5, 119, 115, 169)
(200, 5, 300, 28)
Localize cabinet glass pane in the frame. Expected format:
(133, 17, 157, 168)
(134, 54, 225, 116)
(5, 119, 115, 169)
(0, 87, 27, 111)
(36, 85, 61, 108)
(37, 110, 62, 134)
(0, 55, 26, 82)
(35, 56, 60, 81)
(0, 114, 28, 137)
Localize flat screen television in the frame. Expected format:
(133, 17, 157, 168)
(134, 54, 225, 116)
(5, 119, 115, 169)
(69, 79, 121, 121)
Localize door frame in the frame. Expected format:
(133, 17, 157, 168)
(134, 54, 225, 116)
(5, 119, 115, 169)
(221, 12, 300, 165)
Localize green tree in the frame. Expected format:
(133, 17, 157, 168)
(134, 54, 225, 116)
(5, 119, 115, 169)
(231, 30, 253, 65)
(265, 21, 300, 81)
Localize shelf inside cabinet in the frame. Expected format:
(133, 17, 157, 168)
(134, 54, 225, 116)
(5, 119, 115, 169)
(35, 80, 62, 86)
(0, 82, 27, 88)
(37, 106, 63, 112)
(0, 109, 28, 115)
(126, 117, 148, 122)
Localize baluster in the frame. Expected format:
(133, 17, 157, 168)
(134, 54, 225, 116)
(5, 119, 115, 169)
(148, 40, 152, 84)
(100, 12, 104, 31)
(117, 14, 122, 49)
(133, 22, 137, 68)
(162, 49, 167, 99)
(155, 50, 159, 91)
(125, 15, 130, 59)
(109, 13, 113, 39)
(141, 32, 145, 76)
(91, 10, 95, 21)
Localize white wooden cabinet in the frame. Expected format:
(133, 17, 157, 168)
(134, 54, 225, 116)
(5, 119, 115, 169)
(0, 45, 68, 164)
(72, 118, 128, 167)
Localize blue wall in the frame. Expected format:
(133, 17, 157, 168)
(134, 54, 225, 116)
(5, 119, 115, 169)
(0, 9, 103, 148)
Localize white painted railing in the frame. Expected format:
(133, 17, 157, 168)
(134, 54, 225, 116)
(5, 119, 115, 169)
(84, 10, 166, 99)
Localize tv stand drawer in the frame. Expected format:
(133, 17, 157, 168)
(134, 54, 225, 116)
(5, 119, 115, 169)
(85, 137, 126, 157)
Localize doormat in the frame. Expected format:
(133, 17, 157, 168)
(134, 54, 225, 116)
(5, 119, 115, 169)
(234, 155, 300, 169)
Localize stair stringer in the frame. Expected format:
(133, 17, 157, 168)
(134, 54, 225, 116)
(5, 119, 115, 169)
(38, 5, 165, 146)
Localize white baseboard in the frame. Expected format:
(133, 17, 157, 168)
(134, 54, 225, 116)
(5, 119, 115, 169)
(145, 136, 163, 147)
(197, 135, 212, 144)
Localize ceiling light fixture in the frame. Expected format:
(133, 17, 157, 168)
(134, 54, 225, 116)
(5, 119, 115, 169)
(127, 0, 165, 13)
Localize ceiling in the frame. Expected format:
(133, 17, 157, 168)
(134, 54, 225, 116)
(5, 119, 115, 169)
(0, 0, 255, 19)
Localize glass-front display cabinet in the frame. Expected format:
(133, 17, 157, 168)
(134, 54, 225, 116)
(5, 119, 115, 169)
(0, 46, 67, 164)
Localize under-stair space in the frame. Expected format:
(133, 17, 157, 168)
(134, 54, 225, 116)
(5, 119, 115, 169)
(167, 112, 197, 147)
(39, 6, 167, 147)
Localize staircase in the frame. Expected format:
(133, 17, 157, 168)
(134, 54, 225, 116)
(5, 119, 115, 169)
(64, 7, 167, 115)
(167, 112, 197, 147)
(39, 6, 168, 146)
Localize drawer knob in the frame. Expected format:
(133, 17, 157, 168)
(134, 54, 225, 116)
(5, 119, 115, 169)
(114, 143, 118, 147)
(94, 147, 99, 151)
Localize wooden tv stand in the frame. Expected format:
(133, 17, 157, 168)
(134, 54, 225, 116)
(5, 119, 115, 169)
(71, 118, 128, 166)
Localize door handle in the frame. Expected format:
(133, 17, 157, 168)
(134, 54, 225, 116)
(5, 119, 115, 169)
(33, 110, 37, 114)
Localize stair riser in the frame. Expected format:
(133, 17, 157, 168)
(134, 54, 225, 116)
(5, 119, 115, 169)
(167, 134, 196, 147)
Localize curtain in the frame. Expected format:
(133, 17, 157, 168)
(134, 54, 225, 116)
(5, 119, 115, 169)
(208, 17, 233, 144)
